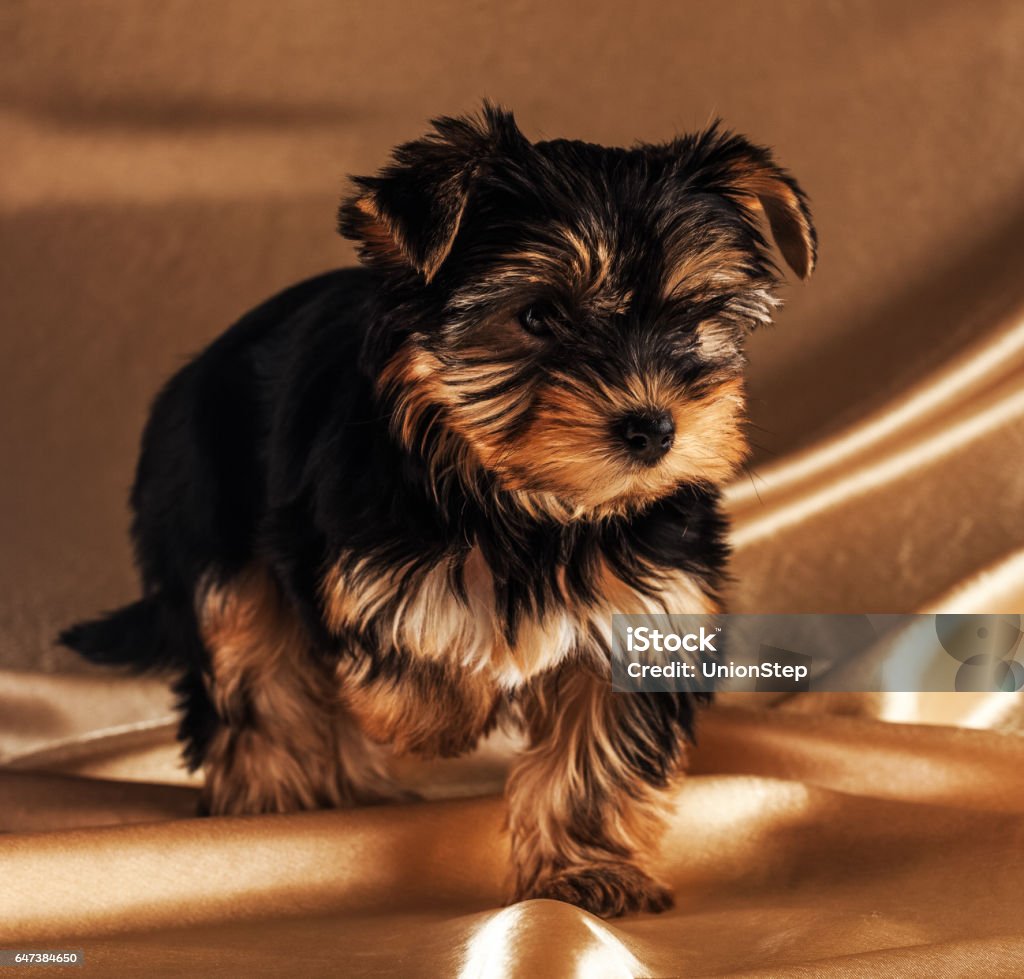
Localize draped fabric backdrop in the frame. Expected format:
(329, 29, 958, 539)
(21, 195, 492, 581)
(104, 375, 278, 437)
(2, 1, 1023, 975)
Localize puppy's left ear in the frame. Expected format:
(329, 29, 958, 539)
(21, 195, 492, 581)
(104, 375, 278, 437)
(679, 126, 817, 280)
(340, 103, 526, 282)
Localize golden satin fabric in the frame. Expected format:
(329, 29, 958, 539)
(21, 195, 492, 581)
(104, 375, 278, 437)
(3, 1, 1024, 975)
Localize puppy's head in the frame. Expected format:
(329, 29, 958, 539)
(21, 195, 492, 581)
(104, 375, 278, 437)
(340, 104, 815, 520)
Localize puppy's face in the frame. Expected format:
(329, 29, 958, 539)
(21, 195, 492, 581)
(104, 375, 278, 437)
(341, 106, 815, 519)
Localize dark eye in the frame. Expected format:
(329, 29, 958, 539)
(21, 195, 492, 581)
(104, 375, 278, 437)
(516, 304, 556, 337)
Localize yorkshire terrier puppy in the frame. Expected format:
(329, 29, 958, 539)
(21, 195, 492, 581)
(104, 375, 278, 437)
(62, 104, 814, 917)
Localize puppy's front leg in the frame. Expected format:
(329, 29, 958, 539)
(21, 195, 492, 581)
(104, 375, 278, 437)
(507, 665, 692, 917)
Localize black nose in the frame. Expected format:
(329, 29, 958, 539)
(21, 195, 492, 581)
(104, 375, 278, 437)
(615, 411, 675, 465)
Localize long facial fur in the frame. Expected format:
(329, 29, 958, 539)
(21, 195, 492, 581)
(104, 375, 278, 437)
(345, 105, 812, 525)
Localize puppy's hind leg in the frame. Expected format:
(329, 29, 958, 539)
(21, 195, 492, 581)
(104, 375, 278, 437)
(197, 567, 399, 815)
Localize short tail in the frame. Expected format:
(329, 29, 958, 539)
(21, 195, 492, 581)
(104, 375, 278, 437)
(59, 596, 196, 673)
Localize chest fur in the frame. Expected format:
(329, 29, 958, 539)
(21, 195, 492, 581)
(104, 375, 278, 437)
(321, 544, 715, 689)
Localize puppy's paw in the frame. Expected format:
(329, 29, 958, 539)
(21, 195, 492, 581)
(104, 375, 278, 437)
(524, 862, 674, 918)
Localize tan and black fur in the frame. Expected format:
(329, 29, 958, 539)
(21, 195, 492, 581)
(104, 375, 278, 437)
(61, 104, 815, 917)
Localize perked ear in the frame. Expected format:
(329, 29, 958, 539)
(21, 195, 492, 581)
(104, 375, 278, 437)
(339, 102, 526, 282)
(677, 125, 817, 280)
